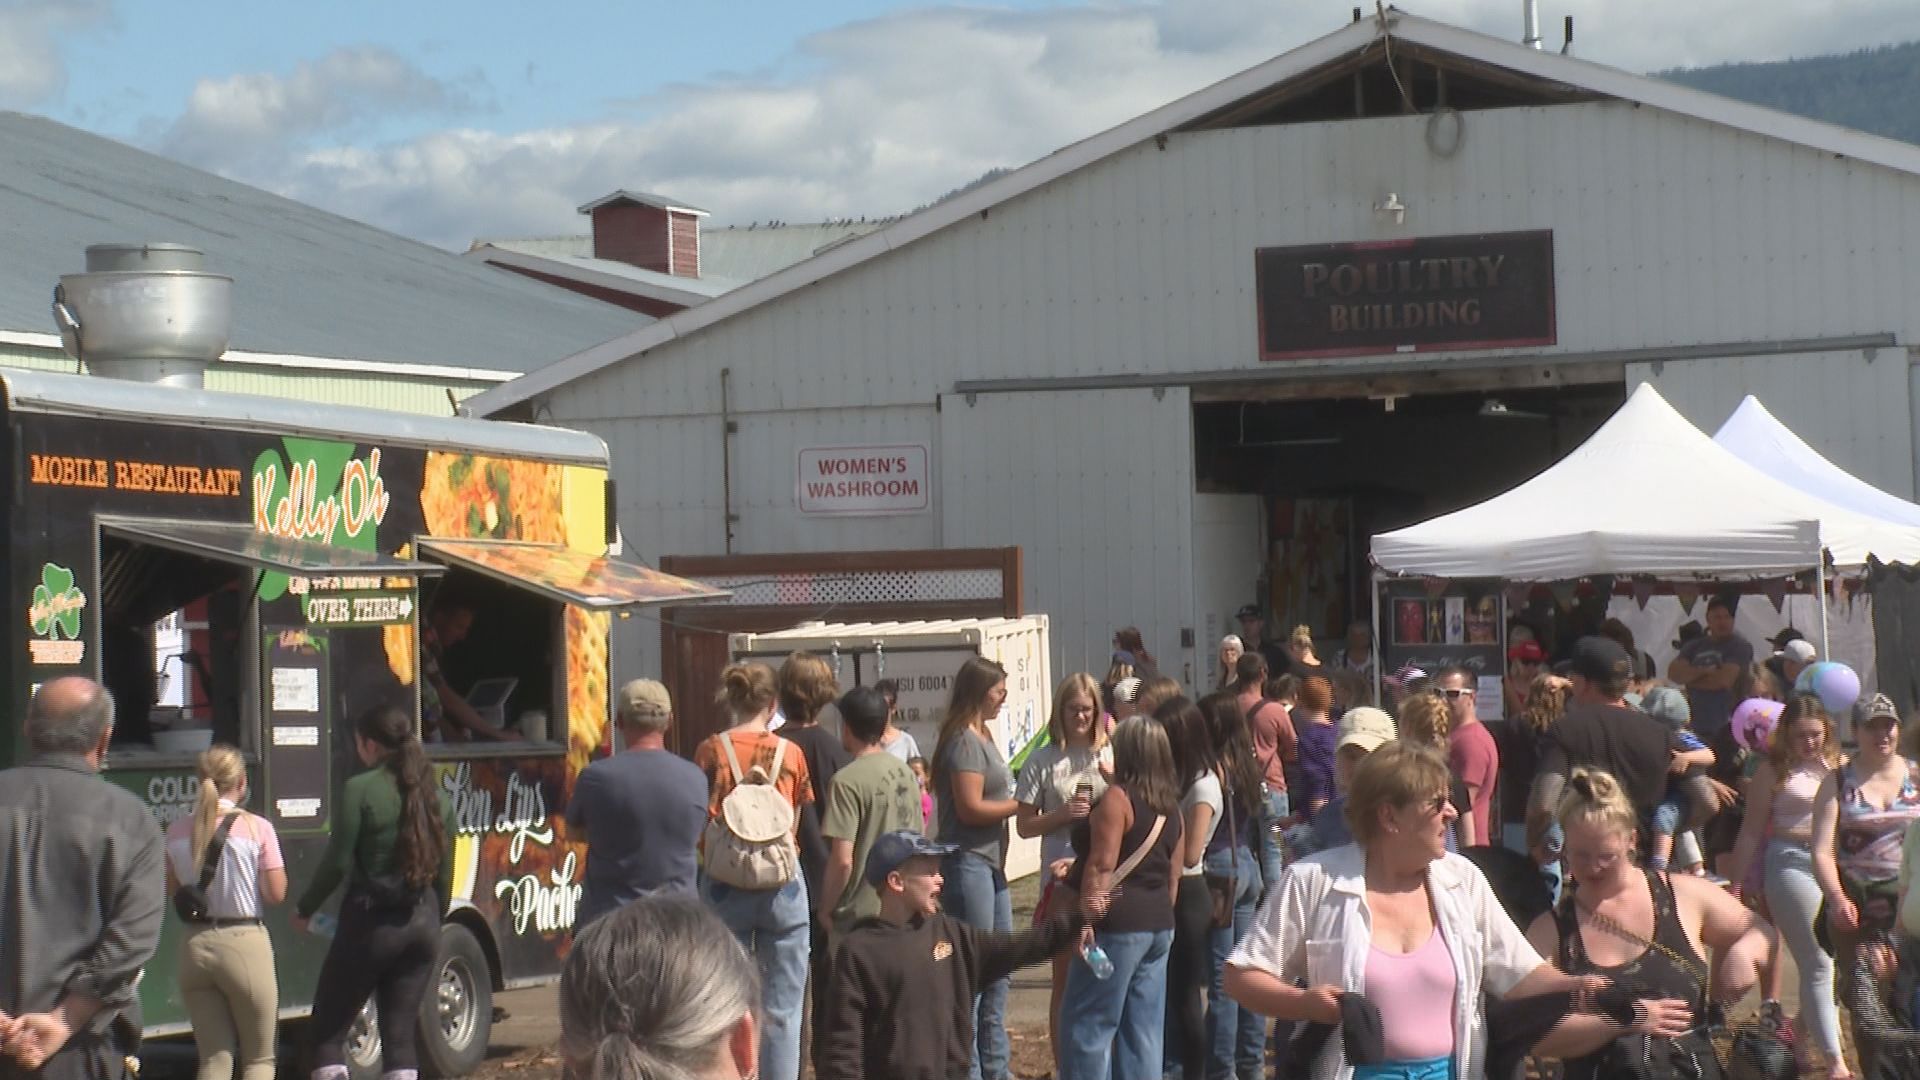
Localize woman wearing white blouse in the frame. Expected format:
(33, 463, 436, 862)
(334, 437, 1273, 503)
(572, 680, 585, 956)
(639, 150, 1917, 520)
(164, 746, 287, 1080)
(1224, 742, 1601, 1080)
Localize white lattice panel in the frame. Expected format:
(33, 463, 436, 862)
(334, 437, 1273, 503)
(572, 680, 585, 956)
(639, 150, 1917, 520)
(700, 568, 1002, 607)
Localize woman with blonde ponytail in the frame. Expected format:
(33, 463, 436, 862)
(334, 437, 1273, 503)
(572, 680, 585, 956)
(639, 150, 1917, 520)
(559, 894, 761, 1080)
(164, 744, 287, 1080)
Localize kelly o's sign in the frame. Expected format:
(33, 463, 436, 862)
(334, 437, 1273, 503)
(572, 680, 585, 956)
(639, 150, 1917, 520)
(797, 445, 930, 516)
(1255, 230, 1556, 360)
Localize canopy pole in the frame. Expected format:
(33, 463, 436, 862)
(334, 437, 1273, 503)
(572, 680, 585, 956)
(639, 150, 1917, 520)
(1817, 561, 1832, 659)
(1370, 569, 1384, 705)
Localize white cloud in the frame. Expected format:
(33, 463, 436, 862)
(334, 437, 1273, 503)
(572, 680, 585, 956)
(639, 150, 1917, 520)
(151, 0, 1920, 250)
(0, 0, 110, 106)
(155, 45, 484, 172)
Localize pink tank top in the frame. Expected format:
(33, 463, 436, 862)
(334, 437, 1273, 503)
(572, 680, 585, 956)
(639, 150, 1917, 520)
(1365, 928, 1457, 1062)
(1772, 764, 1825, 837)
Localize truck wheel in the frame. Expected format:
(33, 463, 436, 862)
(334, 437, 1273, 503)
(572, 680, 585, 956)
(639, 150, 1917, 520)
(344, 1000, 384, 1080)
(418, 924, 492, 1078)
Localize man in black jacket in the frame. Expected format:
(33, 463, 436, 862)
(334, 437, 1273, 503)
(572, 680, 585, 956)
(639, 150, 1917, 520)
(817, 832, 1084, 1079)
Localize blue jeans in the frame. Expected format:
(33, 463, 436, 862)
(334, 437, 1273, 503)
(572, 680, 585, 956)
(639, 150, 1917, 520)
(943, 851, 1012, 1080)
(1261, 788, 1288, 884)
(704, 875, 810, 1080)
(1204, 847, 1267, 1080)
(1061, 927, 1174, 1080)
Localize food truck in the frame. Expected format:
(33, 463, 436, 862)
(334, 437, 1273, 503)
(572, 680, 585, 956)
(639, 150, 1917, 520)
(3, 365, 724, 1075)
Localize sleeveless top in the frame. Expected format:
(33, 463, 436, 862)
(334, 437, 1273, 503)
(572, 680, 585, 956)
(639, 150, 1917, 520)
(1837, 758, 1920, 886)
(1770, 764, 1825, 837)
(1065, 785, 1181, 933)
(1553, 870, 1724, 1080)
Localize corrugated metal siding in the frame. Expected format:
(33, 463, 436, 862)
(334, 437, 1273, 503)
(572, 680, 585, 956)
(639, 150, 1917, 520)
(0, 346, 491, 416)
(1627, 346, 1913, 496)
(938, 388, 1194, 685)
(547, 100, 1920, 426)
(549, 97, 1920, 683)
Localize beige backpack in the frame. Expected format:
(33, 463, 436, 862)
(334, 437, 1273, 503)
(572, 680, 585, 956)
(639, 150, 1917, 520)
(703, 734, 800, 890)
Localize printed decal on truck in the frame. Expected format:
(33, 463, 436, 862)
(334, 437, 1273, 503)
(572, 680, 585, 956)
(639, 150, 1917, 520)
(251, 439, 393, 605)
(26, 562, 86, 665)
(441, 761, 582, 937)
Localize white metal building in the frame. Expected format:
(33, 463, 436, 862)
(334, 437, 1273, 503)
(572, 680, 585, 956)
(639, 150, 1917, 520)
(470, 11, 1920, 691)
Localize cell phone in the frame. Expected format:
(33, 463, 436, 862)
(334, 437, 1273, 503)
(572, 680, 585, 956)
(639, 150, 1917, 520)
(1075, 780, 1094, 801)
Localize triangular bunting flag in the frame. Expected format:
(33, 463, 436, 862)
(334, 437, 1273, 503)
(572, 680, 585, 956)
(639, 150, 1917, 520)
(1761, 579, 1788, 614)
(1674, 583, 1700, 613)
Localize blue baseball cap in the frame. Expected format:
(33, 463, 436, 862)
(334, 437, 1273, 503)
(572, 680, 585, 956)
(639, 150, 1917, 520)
(863, 831, 956, 888)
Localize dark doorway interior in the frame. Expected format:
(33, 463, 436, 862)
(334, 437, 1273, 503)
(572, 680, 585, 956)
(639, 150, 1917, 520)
(1194, 382, 1627, 635)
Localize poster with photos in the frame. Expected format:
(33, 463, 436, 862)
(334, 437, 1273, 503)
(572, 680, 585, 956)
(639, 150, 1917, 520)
(1378, 578, 1506, 696)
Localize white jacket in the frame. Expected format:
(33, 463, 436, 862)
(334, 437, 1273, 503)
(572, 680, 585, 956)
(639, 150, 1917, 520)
(1228, 844, 1544, 1080)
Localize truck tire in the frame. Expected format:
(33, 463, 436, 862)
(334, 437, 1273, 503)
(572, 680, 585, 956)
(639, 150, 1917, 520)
(343, 1000, 384, 1080)
(418, 923, 492, 1078)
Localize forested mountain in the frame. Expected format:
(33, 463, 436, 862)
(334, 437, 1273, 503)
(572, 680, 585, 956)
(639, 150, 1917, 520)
(1661, 41, 1920, 146)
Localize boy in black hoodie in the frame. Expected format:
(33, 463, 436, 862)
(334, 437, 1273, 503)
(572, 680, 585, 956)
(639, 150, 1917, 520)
(817, 831, 1084, 1080)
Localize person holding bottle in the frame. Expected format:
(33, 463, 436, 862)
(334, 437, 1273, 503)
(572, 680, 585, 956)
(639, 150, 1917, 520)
(1058, 713, 1184, 1080)
(293, 705, 455, 1080)
(165, 745, 286, 1080)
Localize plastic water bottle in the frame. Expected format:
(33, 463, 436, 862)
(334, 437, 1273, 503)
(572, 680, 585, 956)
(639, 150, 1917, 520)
(309, 912, 337, 939)
(1080, 940, 1114, 980)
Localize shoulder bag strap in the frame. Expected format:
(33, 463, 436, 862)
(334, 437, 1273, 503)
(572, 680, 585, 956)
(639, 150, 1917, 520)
(197, 812, 241, 889)
(769, 738, 788, 781)
(1578, 872, 1710, 990)
(1110, 813, 1166, 890)
(717, 732, 748, 784)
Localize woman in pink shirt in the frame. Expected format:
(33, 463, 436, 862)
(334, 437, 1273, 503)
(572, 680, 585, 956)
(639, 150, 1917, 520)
(164, 745, 287, 1080)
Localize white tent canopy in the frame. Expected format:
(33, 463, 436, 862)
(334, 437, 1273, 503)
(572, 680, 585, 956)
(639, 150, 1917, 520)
(1371, 383, 1920, 580)
(1713, 396, 1920, 528)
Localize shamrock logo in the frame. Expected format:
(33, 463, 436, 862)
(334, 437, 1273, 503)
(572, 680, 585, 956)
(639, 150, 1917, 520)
(30, 562, 85, 640)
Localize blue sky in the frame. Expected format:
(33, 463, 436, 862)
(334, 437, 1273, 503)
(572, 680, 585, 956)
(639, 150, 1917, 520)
(12, 0, 1920, 250)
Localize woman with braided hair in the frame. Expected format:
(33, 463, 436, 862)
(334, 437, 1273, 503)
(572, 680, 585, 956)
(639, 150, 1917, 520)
(559, 894, 760, 1080)
(294, 705, 455, 1080)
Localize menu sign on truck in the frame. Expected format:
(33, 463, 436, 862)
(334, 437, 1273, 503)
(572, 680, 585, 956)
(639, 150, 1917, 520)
(1256, 230, 1556, 360)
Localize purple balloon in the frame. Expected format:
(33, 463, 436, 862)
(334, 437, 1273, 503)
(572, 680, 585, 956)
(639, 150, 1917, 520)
(1794, 661, 1861, 715)
(1731, 698, 1784, 753)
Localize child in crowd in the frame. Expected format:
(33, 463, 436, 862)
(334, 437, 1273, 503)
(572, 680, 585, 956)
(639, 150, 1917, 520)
(907, 756, 933, 830)
(1642, 685, 1714, 873)
(817, 831, 1086, 1079)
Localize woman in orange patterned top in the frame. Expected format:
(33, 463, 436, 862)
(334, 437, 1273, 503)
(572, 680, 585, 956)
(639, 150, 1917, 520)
(692, 661, 814, 1080)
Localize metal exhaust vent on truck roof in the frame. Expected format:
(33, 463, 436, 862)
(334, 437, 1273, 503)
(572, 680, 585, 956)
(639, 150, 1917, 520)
(51, 243, 233, 389)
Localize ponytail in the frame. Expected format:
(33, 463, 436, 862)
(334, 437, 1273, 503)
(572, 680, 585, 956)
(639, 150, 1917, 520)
(190, 744, 247, 873)
(190, 777, 222, 874)
(356, 705, 447, 891)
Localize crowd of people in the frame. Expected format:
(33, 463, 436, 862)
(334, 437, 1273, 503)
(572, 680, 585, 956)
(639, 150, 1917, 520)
(0, 677, 454, 1080)
(16, 596, 1920, 1080)
(552, 606, 1920, 1080)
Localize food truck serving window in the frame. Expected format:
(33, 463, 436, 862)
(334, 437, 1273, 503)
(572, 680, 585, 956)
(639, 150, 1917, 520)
(413, 540, 728, 757)
(95, 517, 440, 772)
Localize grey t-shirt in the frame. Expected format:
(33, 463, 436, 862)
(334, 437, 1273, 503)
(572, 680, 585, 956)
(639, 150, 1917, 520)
(566, 747, 710, 926)
(935, 729, 1013, 865)
(1678, 632, 1755, 737)
(881, 728, 922, 763)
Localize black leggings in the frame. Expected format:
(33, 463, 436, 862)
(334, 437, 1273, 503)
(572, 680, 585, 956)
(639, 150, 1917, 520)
(310, 892, 440, 1075)
(1168, 877, 1215, 1080)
